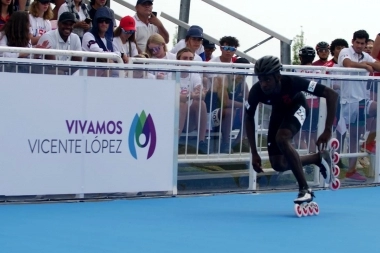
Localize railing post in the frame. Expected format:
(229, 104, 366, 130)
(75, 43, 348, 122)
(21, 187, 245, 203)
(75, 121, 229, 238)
(375, 80, 380, 183)
(178, 0, 191, 42)
(280, 41, 291, 65)
(172, 71, 181, 195)
(248, 76, 258, 191)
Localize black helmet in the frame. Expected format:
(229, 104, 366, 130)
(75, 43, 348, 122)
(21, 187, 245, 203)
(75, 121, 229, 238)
(234, 57, 250, 69)
(235, 57, 250, 64)
(254, 55, 282, 75)
(316, 41, 330, 50)
(299, 46, 315, 57)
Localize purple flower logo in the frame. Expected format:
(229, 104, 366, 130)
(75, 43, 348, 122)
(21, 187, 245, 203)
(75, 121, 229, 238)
(128, 111, 156, 159)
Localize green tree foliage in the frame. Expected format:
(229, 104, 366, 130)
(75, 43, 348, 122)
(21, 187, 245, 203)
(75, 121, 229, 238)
(292, 27, 305, 65)
(172, 26, 178, 47)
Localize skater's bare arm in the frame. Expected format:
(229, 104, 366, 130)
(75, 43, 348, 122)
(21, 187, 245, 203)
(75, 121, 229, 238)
(244, 93, 259, 155)
(244, 83, 263, 172)
(245, 115, 263, 173)
(294, 75, 339, 149)
(245, 115, 257, 154)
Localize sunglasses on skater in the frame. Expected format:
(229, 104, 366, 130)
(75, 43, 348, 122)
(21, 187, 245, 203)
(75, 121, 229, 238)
(317, 48, 329, 53)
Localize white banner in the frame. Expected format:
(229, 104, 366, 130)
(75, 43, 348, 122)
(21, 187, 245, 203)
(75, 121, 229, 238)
(0, 73, 177, 196)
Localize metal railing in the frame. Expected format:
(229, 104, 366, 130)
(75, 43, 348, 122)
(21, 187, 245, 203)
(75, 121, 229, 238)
(0, 47, 379, 198)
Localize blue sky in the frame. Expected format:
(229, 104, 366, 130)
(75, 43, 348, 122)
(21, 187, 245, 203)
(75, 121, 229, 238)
(112, 0, 379, 61)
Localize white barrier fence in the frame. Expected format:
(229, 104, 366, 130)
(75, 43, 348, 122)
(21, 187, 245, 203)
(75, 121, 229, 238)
(0, 70, 178, 196)
(0, 47, 379, 198)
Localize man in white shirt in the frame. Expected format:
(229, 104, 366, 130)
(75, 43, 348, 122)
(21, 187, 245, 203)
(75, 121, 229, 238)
(134, 0, 169, 53)
(209, 36, 240, 63)
(337, 29, 380, 181)
(204, 36, 240, 89)
(171, 25, 205, 61)
(37, 12, 82, 75)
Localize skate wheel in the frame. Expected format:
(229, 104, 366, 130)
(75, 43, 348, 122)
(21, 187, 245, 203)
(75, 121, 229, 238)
(301, 203, 309, 216)
(294, 204, 302, 218)
(308, 203, 314, 216)
(329, 178, 341, 191)
(332, 152, 340, 165)
(311, 201, 320, 215)
(328, 138, 340, 151)
(333, 165, 340, 177)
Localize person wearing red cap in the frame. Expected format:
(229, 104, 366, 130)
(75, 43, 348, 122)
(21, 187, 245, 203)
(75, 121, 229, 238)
(113, 15, 138, 63)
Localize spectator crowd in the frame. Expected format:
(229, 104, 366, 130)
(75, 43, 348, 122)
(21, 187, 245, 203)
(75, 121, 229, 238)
(1, 0, 380, 182)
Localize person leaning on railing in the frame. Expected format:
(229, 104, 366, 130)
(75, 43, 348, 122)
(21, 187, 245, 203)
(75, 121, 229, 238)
(144, 33, 175, 80)
(370, 33, 380, 101)
(112, 15, 138, 64)
(0, 11, 31, 60)
(0, 11, 48, 72)
(337, 30, 380, 181)
(81, 6, 118, 66)
(34, 12, 82, 75)
(82, 6, 113, 54)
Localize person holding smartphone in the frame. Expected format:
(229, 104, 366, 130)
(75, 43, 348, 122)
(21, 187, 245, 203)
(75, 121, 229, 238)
(133, 0, 169, 54)
(57, 0, 91, 41)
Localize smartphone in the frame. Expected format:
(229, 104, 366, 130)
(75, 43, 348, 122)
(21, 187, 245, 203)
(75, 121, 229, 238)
(85, 18, 92, 24)
(151, 11, 157, 17)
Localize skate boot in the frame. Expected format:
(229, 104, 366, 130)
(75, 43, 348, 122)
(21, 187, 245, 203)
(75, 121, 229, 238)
(293, 189, 319, 217)
(294, 188, 314, 204)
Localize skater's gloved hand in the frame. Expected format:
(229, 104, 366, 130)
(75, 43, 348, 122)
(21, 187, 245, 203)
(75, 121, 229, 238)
(251, 153, 263, 173)
(316, 129, 332, 151)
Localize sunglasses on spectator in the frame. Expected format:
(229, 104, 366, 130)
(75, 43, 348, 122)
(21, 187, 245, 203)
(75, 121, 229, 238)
(98, 18, 111, 24)
(121, 29, 135, 34)
(221, 46, 236, 52)
(148, 45, 161, 54)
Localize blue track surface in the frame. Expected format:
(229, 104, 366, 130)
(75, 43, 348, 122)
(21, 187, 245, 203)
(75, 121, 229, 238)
(0, 187, 378, 252)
